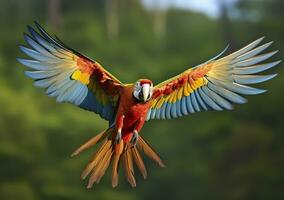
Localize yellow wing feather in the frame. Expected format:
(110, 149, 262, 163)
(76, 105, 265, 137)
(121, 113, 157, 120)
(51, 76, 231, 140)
(149, 37, 279, 120)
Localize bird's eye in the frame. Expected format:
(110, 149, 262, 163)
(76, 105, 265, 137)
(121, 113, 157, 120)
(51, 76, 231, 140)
(138, 91, 143, 100)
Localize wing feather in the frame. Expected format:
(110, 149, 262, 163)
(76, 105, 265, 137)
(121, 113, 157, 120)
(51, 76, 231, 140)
(147, 38, 280, 120)
(18, 22, 123, 122)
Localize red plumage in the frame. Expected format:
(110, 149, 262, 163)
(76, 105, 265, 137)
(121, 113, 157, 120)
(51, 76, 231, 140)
(117, 84, 151, 141)
(71, 81, 162, 188)
(18, 23, 280, 188)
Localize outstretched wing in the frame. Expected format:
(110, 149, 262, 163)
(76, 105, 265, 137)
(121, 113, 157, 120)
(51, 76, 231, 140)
(17, 22, 123, 122)
(147, 37, 280, 120)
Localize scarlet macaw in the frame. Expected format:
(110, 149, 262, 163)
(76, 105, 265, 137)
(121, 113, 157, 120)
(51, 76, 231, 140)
(17, 22, 280, 188)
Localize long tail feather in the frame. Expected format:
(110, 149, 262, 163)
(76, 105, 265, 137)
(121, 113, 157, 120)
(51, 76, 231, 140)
(72, 128, 164, 188)
(123, 144, 136, 187)
(131, 147, 147, 179)
(112, 139, 124, 187)
(87, 144, 113, 187)
(137, 136, 165, 168)
(81, 140, 112, 179)
(71, 128, 111, 156)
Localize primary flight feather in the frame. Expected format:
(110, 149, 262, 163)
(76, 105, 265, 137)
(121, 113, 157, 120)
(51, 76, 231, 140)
(17, 22, 280, 188)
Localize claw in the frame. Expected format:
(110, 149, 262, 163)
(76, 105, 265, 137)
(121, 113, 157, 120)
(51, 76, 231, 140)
(115, 129, 122, 144)
(130, 130, 139, 145)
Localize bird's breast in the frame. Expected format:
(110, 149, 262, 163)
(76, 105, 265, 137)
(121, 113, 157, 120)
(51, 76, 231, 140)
(125, 102, 150, 121)
(118, 85, 151, 130)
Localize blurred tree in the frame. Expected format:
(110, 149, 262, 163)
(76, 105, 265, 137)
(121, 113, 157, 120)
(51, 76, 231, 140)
(236, 0, 284, 20)
(47, 0, 62, 30)
(105, 0, 119, 40)
(218, 0, 237, 48)
(0, 0, 283, 199)
(153, 3, 167, 39)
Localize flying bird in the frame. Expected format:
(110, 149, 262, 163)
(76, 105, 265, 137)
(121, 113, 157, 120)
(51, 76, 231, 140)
(17, 22, 280, 188)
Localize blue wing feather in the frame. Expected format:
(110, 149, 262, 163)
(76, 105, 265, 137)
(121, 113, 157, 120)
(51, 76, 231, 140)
(18, 23, 118, 122)
(147, 38, 279, 120)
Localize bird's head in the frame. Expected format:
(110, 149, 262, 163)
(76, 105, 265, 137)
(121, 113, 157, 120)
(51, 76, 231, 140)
(133, 79, 153, 102)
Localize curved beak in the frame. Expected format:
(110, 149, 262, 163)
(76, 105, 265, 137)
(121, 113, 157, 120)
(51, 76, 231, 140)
(142, 84, 150, 102)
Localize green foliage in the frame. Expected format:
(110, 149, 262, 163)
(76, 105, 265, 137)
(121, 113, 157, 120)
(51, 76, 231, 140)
(0, 0, 283, 199)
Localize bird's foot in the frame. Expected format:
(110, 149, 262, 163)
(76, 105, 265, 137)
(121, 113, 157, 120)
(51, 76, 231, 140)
(115, 129, 122, 144)
(130, 130, 139, 145)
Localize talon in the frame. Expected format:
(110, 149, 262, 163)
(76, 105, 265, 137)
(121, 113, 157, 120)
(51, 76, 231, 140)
(130, 130, 139, 145)
(115, 129, 122, 144)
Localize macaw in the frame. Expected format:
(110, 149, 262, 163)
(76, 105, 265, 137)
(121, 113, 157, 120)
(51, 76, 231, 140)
(17, 22, 280, 188)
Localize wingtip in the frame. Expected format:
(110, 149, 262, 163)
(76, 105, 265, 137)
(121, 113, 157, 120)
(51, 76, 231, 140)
(18, 45, 29, 55)
(222, 43, 230, 55)
(34, 20, 41, 27)
(23, 32, 29, 38)
(259, 36, 265, 41)
(26, 24, 33, 31)
(265, 41, 274, 48)
(23, 71, 29, 77)
(34, 21, 45, 32)
(27, 25, 37, 35)
(253, 36, 265, 45)
(23, 33, 32, 42)
(271, 73, 278, 78)
(259, 89, 268, 94)
(16, 57, 24, 64)
(224, 43, 230, 51)
(22, 31, 26, 36)
(227, 104, 234, 110)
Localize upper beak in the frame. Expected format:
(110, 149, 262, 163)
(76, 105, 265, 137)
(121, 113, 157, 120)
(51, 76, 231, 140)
(142, 84, 150, 102)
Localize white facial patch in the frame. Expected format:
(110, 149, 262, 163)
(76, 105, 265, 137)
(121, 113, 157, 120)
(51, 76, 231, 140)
(133, 82, 142, 100)
(133, 81, 153, 102)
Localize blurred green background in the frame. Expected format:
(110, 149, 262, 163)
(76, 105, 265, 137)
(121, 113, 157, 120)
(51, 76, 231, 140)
(0, 0, 283, 199)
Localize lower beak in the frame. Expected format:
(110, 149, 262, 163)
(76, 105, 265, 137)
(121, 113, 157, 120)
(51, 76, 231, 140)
(142, 84, 150, 102)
